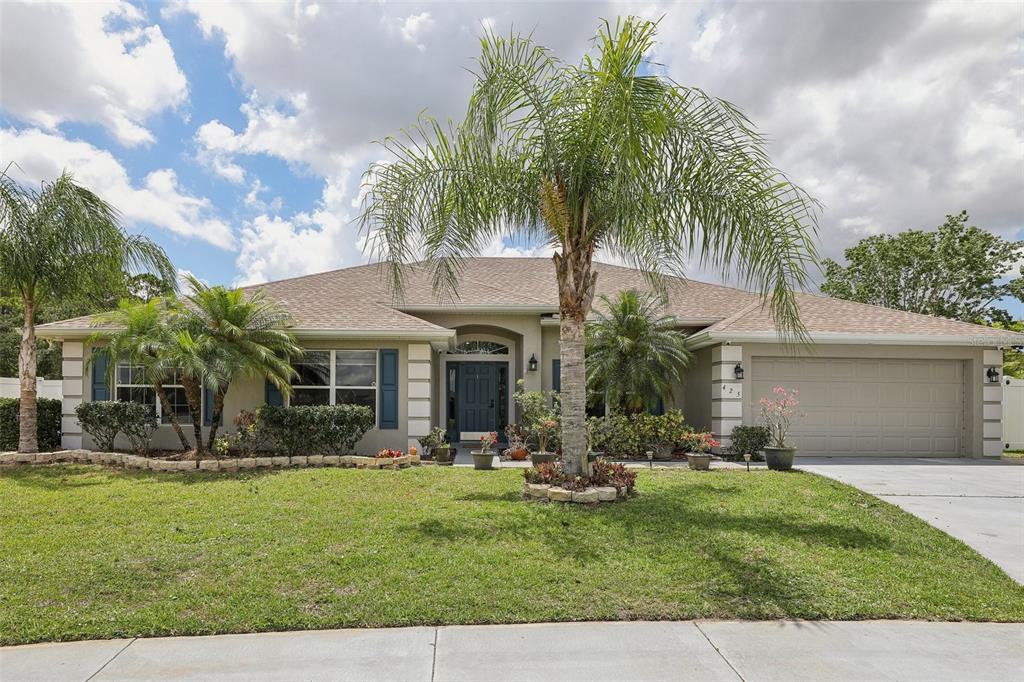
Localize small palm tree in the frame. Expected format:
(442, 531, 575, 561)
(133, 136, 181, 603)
(182, 276, 300, 452)
(91, 299, 193, 451)
(586, 289, 690, 413)
(361, 18, 818, 474)
(0, 167, 174, 452)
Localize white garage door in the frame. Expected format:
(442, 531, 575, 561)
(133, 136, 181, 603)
(750, 357, 964, 457)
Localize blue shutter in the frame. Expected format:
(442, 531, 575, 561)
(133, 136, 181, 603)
(653, 396, 665, 416)
(265, 380, 284, 406)
(552, 359, 561, 393)
(203, 388, 224, 426)
(91, 351, 110, 401)
(379, 349, 398, 429)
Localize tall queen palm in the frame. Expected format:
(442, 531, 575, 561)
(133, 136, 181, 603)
(0, 168, 173, 453)
(360, 18, 818, 475)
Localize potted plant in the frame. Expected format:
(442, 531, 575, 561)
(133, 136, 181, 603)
(503, 424, 529, 461)
(530, 418, 559, 465)
(760, 386, 801, 471)
(472, 432, 498, 470)
(684, 431, 718, 470)
(419, 426, 452, 465)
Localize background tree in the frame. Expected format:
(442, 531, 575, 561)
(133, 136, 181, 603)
(0, 168, 174, 452)
(586, 289, 690, 413)
(821, 211, 1023, 324)
(361, 18, 818, 475)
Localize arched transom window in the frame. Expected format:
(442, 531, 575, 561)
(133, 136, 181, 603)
(451, 340, 509, 355)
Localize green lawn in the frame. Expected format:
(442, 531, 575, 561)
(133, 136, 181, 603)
(2, 466, 1022, 645)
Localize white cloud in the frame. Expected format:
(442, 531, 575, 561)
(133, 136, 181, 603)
(0, 1, 188, 147)
(176, 1, 1022, 286)
(1, 128, 235, 250)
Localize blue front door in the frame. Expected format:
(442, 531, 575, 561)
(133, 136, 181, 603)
(459, 362, 497, 433)
(450, 361, 509, 441)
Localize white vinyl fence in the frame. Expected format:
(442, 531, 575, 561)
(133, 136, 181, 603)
(0, 377, 63, 400)
(1005, 378, 1024, 450)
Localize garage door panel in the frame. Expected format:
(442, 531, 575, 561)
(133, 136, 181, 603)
(750, 357, 964, 457)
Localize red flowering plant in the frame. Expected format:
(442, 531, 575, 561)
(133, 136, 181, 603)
(682, 431, 719, 454)
(523, 462, 566, 485)
(478, 431, 498, 453)
(759, 386, 802, 448)
(375, 448, 404, 459)
(590, 459, 637, 494)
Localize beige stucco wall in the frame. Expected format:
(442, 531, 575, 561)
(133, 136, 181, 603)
(738, 342, 995, 458)
(72, 338, 419, 454)
(681, 346, 713, 431)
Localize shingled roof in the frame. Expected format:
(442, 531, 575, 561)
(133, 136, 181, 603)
(36, 257, 1024, 346)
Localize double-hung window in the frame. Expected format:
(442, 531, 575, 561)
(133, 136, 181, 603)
(290, 350, 377, 415)
(115, 364, 190, 424)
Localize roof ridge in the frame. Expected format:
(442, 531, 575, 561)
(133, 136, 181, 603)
(700, 298, 766, 333)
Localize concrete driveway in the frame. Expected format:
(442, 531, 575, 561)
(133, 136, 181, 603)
(797, 457, 1024, 582)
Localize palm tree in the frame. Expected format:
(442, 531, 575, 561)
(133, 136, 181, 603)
(586, 289, 691, 413)
(0, 167, 174, 452)
(181, 275, 300, 453)
(360, 18, 818, 475)
(90, 299, 193, 451)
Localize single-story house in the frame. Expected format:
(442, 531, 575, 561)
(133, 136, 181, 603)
(38, 257, 1022, 458)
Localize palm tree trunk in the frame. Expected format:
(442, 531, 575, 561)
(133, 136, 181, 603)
(18, 295, 38, 453)
(154, 381, 191, 451)
(205, 387, 227, 453)
(182, 378, 204, 455)
(554, 249, 598, 477)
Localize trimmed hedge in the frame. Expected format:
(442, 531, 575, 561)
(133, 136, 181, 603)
(0, 397, 62, 451)
(75, 401, 158, 453)
(257, 404, 374, 456)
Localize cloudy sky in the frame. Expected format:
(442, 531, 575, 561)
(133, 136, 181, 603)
(1, 0, 1021, 312)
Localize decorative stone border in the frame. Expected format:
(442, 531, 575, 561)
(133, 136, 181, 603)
(523, 482, 628, 503)
(0, 450, 418, 472)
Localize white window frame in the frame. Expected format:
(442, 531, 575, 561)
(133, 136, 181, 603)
(288, 349, 378, 410)
(114, 362, 192, 424)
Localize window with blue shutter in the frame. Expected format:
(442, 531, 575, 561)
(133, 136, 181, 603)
(202, 388, 223, 426)
(379, 349, 398, 429)
(265, 379, 284, 406)
(91, 350, 110, 401)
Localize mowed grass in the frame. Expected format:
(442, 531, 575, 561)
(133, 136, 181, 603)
(1, 465, 1022, 644)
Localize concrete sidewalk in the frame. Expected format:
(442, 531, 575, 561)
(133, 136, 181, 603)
(3, 620, 1022, 682)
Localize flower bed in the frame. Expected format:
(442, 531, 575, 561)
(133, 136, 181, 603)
(522, 460, 636, 504)
(0, 450, 416, 472)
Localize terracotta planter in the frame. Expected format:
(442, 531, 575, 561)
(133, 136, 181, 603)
(686, 453, 712, 471)
(472, 450, 495, 470)
(531, 451, 556, 465)
(764, 447, 796, 471)
(508, 447, 529, 461)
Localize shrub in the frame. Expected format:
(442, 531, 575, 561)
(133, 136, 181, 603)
(588, 411, 693, 459)
(0, 397, 62, 451)
(513, 380, 560, 452)
(523, 462, 566, 485)
(727, 425, 770, 461)
(590, 459, 637, 492)
(119, 402, 158, 453)
(375, 448, 404, 458)
(230, 410, 265, 456)
(75, 401, 156, 453)
(257, 404, 375, 456)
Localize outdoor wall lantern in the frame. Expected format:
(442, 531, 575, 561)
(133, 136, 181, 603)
(528, 354, 538, 372)
(734, 362, 744, 380)
(986, 367, 1000, 383)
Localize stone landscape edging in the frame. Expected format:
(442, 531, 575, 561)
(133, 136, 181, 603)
(523, 482, 629, 504)
(0, 450, 417, 472)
